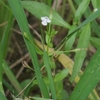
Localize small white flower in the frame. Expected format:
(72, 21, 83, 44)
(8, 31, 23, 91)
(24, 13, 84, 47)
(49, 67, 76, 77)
(94, 8, 98, 12)
(41, 16, 51, 26)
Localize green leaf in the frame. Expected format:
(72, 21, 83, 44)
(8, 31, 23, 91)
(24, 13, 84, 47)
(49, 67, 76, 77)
(22, 1, 71, 29)
(90, 37, 100, 49)
(23, 32, 43, 55)
(65, 25, 77, 54)
(70, 23, 91, 81)
(29, 97, 53, 100)
(50, 29, 58, 36)
(0, 12, 13, 93)
(73, 8, 100, 32)
(61, 89, 69, 100)
(3, 61, 22, 94)
(0, 91, 7, 100)
(75, 0, 90, 20)
(69, 49, 100, 100)
(43, 51, 57, 99)
(91, 0, 100, 8)
(55, 81, 65, 100)
(21, 79, 32, 96)
(45, 34, 53, 47)
(7, 0, 49, 98)
(56, 8, 100, 49)
(55, 81, 63, 93)
(3, 79, 15, 94)
(46, 34, 50, 44)
(91, 20, 100, 37)
(54, 68, 68, 82)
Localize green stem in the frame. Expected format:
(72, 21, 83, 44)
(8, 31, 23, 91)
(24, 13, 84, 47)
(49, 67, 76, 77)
(61, 0, 66, 18)
(55, 0, 58, 10)
(47, 23, 51, 53)
(47, 0, 52, 7)
(43, 51, 57, 100)
(68, 0, 76, 14)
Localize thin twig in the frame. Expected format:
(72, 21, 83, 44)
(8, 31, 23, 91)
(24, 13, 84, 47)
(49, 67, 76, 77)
(10, 53, 30, 69)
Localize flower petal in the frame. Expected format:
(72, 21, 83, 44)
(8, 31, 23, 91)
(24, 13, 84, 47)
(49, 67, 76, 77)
(47, 19, 51, 23)
(42, 21, 47, 26)
(41, 16, 51, 26)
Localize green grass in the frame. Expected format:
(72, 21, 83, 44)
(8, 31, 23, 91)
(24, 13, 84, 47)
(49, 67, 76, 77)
(0, 0, 100, 99)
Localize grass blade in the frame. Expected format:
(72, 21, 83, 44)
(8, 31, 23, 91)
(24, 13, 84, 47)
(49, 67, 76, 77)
(0, 0, 10, 43)
(56, 8, 100, 49)
(3, 61, 22, 95)
(91, 21, 100, 37)
(75, 0, 90, 20)
(3, 79, 14, 94)
(65, 0, 90, 52)
(43, 51, 57, 100)
(69, 8, 100, 36)
(69, 49, 100, 100)
(30, 97, 53, 100)
(70, 23, 91, 81)
(7, 0, 49, 98)
(65, 25, 77, 54)
(91, 0, 100, 8)
(90, 37, 100, 49)
(0, 91, 7, 100)
(0, 12, 13, 93)
(74, 0, 100, 38)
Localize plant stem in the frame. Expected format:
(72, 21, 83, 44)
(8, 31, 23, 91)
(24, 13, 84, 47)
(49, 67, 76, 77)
(43, 51, 57, 100)
(68, 0, 76, 14)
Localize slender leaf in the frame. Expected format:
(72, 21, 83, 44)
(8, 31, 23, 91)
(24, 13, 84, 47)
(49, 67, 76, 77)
(65, 0, 90, 52)
(65, 25, 77, 54)
(75, 0, 90, 20)
(71, 8, 100, 34)
(69, 49, 100, 100)
(91, 0, 100, 8)
(7, 0, 49, 98)
(0, 0, 10, 43)
(43, 51, 57, 100)
(61, 89, 69, 100)
(70, 23, 91, 81)
(3, 79, 14, 94)
(23, 32, 43, 55)
(22, 1, 71, 29)
(74, 0, 100, 37)
(54, 68, 68, 82)
(0, 91, 7, 100)
(91, 20, 100, 37)
(90, 37, 100, 49)
(56, 8, 100, 49)
(30, 97, 53, 100)
(3, 61, 22, 94)
(0, 12, 13, 93)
